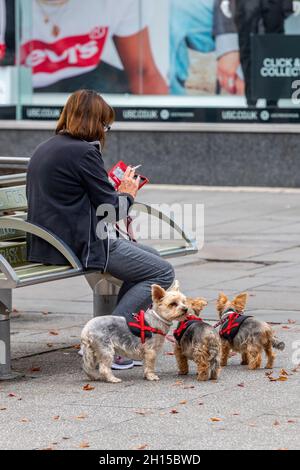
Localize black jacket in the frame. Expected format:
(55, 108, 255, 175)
(26, 134, 133, 271)
(213, 0, 293, 36)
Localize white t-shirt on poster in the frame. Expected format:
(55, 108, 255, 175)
(20, 0, 146, 88)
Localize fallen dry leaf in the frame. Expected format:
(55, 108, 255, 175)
(287, 420, 296, 424)
(273, 420, 280, 426)
(8, 393, 16, 398)
(42, 311, 49, 316)
(82, 384, 95, 391)
(134, 410, 148, 416)
(281, 326, 290, 330)
(133, 444, 148, 450)
(183, 385, 195, 389)
(170, 409, 179, 414)
(172, 380, 183, 386)
(73, 344, 81, 350)
(280, 369, 289, 376)
(47, 343, 53, 348)
(79, 441, 90, 449)
(288, 319, 296, 324)
(237, 383, 245, 388)
(179, 400, 187, 405)
(20, 418, 29, 423)
(76, 413, 87, 420)
(210, 417, 222, 422)
(278, 376, 288, 382)
(0, 407, 7, 411)
(29, 367, 41, 373)
(164, 352, 175, 356)
(49, 330, 59, 336)
(198, 402, 204, 406)
(53, 416, 60, 421)
(40, 447, 55, 451)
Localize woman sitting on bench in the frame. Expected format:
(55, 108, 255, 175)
(26, 89, 175, 371)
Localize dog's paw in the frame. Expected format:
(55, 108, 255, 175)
(145, 373, 160, 381)
(107, 376, 122, 383)
(178, 370, 188, 376)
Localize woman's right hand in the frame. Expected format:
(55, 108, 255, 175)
(118, 166, 140, 199)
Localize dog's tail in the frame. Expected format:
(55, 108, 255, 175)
(199, 332, 221, 380)
(81, 332, 100, 380)
(272, 337, 285, 351)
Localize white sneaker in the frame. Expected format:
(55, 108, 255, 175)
(133, 360, 143, 367)
(111, 356, 134, 370)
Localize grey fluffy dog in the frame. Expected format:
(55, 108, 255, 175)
(81, 281, 188, 383)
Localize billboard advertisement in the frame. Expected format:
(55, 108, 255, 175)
(0, 0, 300, 122)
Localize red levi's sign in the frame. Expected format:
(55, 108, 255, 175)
(20, 27, 109, 75)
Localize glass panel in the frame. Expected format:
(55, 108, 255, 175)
(2, 0, 300, 121)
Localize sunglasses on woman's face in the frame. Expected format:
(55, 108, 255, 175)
(103, 125, 111, 133)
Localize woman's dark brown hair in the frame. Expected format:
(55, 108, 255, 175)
(56, 89, 115, 147)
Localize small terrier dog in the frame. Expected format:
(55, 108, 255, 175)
(81, 281, 189, 383)
(216, 292, 285, 370)
(174, 297, 221, 381)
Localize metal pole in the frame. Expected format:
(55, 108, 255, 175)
(0, 289, 20, 380)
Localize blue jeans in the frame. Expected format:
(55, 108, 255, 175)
(170, 0, 215, 95)
(106, 238, 175, 320)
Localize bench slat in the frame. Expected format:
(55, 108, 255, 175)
(0, 186, 27, 213)
(0, 241, 27, 267)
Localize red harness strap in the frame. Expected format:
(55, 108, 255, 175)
(220, 313, 240, 336)
(173, 315, 203, 343)
(128, 310, 166, 344)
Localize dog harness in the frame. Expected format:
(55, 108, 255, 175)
(173, 315, 203, 343)
(218, 310, 251, 342)
(127, 310, 166, 344)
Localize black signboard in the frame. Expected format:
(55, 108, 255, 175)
(0, 106, 16, 120)
(252, 34, 300, 101)
(22, 105, 300, 124)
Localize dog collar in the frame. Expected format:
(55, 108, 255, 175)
(214, 308, 242, 329)
(149, 308, 173, 327)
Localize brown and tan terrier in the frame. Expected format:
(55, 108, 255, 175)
(174, 297, 221, 381)
(216, 292, 285, 370)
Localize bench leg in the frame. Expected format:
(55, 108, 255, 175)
(93, 279, 119, 317)
(85, 274, 120, 317)
(0, 289, 20, 380)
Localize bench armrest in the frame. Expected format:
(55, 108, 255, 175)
(131, 202, 198, 257)
(0, 216, 82, 287)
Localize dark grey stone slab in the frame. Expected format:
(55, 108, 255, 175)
(2, 129, 300, 187)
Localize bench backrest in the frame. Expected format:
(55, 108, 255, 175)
(0, 185, 27, 267)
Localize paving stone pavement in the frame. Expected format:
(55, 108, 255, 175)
(0, 187, 300, 450)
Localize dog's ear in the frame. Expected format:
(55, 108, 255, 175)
(216, 293, 228, 315)
(190, 297, 208, 313)
(172, 280, 180, 291)
(232, 293, 248, 313)
(151, 284, 166, 302)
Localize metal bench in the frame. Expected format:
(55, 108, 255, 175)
(0, 161, 197, 380)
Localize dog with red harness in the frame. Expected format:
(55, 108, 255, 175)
(81, 281, 189, 383)
(174, 297, 221, 382)
(216, 292, 285, 370)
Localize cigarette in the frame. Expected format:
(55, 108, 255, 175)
(132, 165, 141, 171)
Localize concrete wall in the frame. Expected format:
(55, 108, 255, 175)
(0, 127, 300, 187)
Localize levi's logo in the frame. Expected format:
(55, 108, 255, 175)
(20, 26, 109, 74)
